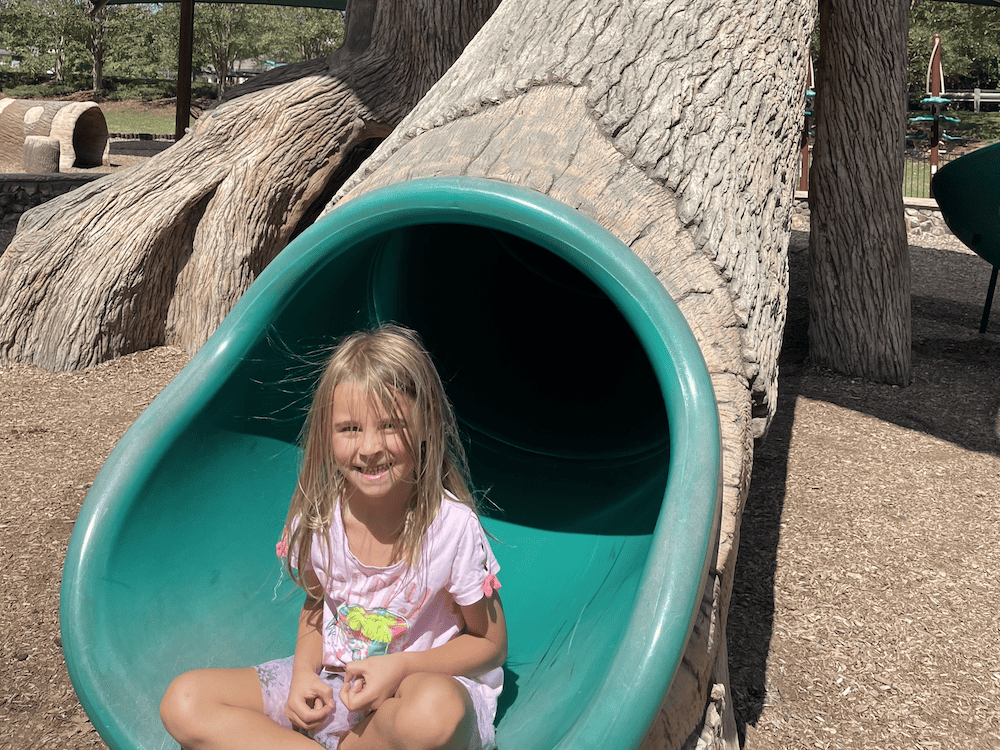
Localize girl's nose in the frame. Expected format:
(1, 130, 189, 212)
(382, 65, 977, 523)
(358, 430, 383, 458)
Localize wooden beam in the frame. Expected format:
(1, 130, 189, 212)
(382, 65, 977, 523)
(175, 0, 194, 142)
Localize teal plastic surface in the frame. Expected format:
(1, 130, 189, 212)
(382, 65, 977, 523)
(933, 141, 1000, 270)
(60, 177, 722, 750)
(933, 142, 1000, 331)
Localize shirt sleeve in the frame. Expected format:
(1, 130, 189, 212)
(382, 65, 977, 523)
(448, 511, 501, 607)
(284, 515, 326, 586)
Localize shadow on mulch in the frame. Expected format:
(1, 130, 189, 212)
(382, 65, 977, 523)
(728, 230, 1000, 743)
(778, 234, 1000, 457)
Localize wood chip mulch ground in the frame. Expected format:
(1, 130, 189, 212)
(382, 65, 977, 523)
(1, 219, 998, 749)
(733, 232, 1000, 750)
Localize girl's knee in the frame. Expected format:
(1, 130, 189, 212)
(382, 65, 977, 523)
(159, 667, 263, 747)
(160, 670, 205, 741)
(387, 674, 472, 750)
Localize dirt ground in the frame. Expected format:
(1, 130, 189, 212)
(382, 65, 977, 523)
(1, 138, 999, 747)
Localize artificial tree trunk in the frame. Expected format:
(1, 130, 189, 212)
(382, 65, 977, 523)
(332, 0, 813, 745)
(0, 0, 815, 745)
(808, 0, 911, 385)
(0, 0, 499, 369)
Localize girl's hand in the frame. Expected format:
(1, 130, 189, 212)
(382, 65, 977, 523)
(285, 670, 334, 731)
(339, 654, 408, 713)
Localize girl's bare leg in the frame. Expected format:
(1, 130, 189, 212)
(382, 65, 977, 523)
(340, 673, 475, 750)
(160, 667, 317, 750)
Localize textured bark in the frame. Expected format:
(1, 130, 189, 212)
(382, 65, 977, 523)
(332, 0, 814, 744)
(0, 0, 499, 370)
(808, 0, 911, 385)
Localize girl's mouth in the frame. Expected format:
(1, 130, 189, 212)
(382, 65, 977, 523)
(358, 463, 393, 480)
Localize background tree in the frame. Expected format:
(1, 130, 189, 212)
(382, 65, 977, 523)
(0, 0, 83, 80)
(262, 6, 344, 63)
(155, 2, 271, 98)
(0, 0, 29, 74)
(83, 0, 113, 90)
(153, 3, 208, 81)
(2, 1, 344, 91)
(908, 2, 1000, 92)
(104, 4, 160, 80)
(0, 0, 133, 90)
(196, 3, 268, 98)
(808, 0, 911, 385)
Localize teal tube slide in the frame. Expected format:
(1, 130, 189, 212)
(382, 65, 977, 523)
(932, 141, 1000, 270)
(60, 177, 722, 750)
(932, 142, 1000, 332)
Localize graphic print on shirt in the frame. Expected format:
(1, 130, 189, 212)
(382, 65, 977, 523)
(334, 604, 410, 659)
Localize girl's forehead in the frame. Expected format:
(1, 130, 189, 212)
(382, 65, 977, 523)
(331, 381, 411, 418)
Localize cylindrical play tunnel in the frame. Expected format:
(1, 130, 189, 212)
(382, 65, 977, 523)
(0, 99, 109, 170)
(61, 177, 721, 750)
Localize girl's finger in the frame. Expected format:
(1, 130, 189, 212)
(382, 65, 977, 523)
(339, 674, 366, 711)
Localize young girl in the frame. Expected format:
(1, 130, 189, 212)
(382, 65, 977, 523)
(160, 325, 506, 750)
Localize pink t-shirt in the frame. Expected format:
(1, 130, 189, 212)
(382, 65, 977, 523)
(303, 495, 503, 696)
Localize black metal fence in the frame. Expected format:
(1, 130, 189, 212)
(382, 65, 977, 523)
(798, 143, 963, 199)
(903, 145, 960, 199)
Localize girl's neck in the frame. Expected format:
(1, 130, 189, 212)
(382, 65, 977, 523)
(345, 491, 408, 535)
(341, 490, 413, 567)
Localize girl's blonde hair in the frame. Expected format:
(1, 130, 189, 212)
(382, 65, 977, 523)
(284, 324, 477, 592)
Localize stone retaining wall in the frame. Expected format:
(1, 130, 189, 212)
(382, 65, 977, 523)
(1, 173, 104, 226)
(792, 192, 954, 240)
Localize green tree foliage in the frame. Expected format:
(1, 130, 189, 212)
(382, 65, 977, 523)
(154, 4, 342, 98)
(103, 5, 159, 79)
(0, 0, 89, 80)
(0, 0, 156, 88)
(2, 0, 343, 95)
(157, 3, 270, 97)
(261, 7, 344, 63)
(909, 2, 1000, 92)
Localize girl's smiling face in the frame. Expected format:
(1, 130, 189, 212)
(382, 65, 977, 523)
(331, 382, 417, 507)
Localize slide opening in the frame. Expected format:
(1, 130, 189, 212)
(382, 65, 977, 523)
(242, 220, 671, 537)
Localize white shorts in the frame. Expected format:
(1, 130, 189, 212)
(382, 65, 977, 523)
(254, 656, 497, 749)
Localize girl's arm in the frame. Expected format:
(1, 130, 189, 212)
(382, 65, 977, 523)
(285, 572, 335, 730)
(340, 593, 507, 712)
